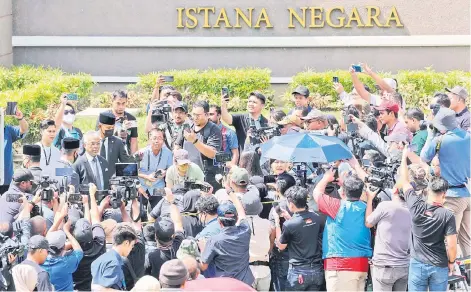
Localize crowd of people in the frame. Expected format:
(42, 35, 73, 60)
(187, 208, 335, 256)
(0, 64, 470, 291)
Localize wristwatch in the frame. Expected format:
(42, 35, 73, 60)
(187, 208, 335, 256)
(449, 260, 456, 264)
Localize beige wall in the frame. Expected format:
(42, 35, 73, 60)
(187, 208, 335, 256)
(0, 0, 12, 67)
(8, 0, 471, 81)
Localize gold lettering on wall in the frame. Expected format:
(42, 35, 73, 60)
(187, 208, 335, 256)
(176, 6, 403, 29)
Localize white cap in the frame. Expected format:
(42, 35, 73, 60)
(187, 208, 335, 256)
(383, 78, 397, 91)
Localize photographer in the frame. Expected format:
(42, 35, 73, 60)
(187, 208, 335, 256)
(289, 86, 312, 113)
(313, 170, 372, 292)
(278, 115, 302, 135)
(404, 108, 428, 155)
(97, 90, 139, 154)
(72, 183, 106, 292)
(137, 128, 173, 209)
(149, 76, 176, 107)
(447, 85, 470, 131)
(165, 101, 192, 150)
(195, 195, 221, 240)
(165, 149, 205, 189)
(98, 112, 133, 176)
(53, 94, 83, 150)
(398, 148, 458, 291)
(20, 235, 53, 292)
(183, 101, 222, 189)
(221, 91, 269, 152)
(275, 186, 325, 291)
(365, 182, 411, 291)
(1, 106, 28, 195)
(420, 107, 470, 258)
(301, 110, 328, 132)
(209, 105, 239, 166)
(0, 169, 36, 223)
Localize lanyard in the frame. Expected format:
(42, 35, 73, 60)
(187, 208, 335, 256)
(41, 144, 52, 166)
(147, 148, 163, 172)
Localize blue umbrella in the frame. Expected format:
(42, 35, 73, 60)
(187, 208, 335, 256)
(260, 133, 353, 163)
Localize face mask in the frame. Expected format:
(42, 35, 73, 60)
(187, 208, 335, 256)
(177, 164, 190, 174)
(63, 114, 76, 124)
(103, 129, 114, 138)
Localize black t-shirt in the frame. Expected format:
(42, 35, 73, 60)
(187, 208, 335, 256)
(193, 121, 222, 165)
(279, 210, 325, 266)
(96, 110, 138, 152)
(182, 216, 203, 238)
(404, 188, 457, 267)
(73, 224, 106, 291)
(231, 113, 268, 151)
(123, 232, 146, 290)
(147, 231, 185, 278)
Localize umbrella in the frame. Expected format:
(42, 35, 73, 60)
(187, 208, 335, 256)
(260, 132, 353, 163)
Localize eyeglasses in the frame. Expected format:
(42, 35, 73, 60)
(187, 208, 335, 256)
(150, 137, 164, 142)
(192, 113, 206, 118)
(64, 110, 75, 115)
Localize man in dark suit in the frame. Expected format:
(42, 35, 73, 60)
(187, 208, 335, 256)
(73, 131, 111, 190)
(98, 112, 133, 176)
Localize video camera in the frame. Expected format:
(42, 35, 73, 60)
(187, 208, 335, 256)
(183, 180, 212, 193)
(151, 101, 172, 124)
(108, 163, 140, 209)
(37, 175, 58, 202)
(364, 161, 399, 190)
(249, 125, 281, 145)
(0, 236, 24, 268)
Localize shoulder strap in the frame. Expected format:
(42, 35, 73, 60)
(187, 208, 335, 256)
(435, 134, 445, 154)
(123, 257, 138, 284)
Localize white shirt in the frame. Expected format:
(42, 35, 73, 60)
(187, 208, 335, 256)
(36, 142, 62, 178)
(101, 137, 109, 160)
(85, 152, 104, 189)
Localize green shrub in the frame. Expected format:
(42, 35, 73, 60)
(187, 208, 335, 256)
(0, 66, 94, 143)
(132, 68, 274, 111)
(286, 68, 470, 111)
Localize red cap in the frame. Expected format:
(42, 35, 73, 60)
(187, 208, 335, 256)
(374, 100, 400, 113)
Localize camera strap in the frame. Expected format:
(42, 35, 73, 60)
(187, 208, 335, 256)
(147, 149, 163, 172)
(435, 134, 444, 154)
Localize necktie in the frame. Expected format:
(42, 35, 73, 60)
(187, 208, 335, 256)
(92, 156, 103, 190)
(100, 139, 107, 159)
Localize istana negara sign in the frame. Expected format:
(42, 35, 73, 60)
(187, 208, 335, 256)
(176, 6, 403, 29)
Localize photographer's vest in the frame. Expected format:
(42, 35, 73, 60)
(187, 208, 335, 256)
(322, 200, 372, 259)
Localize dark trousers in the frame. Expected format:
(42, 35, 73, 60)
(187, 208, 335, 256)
(286, 264, 325, 291)
(270, 252, 289, 291)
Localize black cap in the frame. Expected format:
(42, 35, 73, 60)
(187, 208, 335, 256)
(99, 112, 116, 125)
(154, 217, 175, 244)
(62, 137, 80, 150)
(173, 101, 188, 113)
(29, 235, 49, 250)
(73, 218, 93, 244)
(23, 145, 41, 156)
(13, 169, 34, 183)
(292, 85, 310, 97)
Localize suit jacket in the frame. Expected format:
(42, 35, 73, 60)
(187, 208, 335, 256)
(72, 154, 111, 190)
(101, 135, 134, 175)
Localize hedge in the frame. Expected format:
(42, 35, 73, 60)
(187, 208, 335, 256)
(286, 68, 471, 111)
(0, 66, 95, 143)
(131, 68, 274, 111)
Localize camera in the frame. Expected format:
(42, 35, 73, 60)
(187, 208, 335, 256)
(189, 181, 212, 193)
(365, 161, 399, 190)
(429, 103, 441, 116)
(108, 163, 140, 208)
(215, 152, 231, 164)
(151, 101, 172, 124)
(249, 125, 281, 145)
(38, 175, 58, 202)
(67, 193, 83, 205)
(0, 238, 24, 268)
(263, 175, 277, 184)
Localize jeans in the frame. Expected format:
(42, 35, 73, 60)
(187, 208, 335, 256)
(270, 252, 289, 291)
(286, 264, 324, 291)
(408, 258, 449, 292)
(372, 265, 409, 291)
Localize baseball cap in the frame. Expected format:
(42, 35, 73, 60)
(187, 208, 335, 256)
(292, 85, 310, 97)
(445, 85, 468, 100)
(176, 238, 201, 260)
(174, 101, 189, 113)
(383, 78, 397, 91)
(159, 259, 189, 287)
(29, 235, 49, 250)
(374, 100, 400, 113)
(46, 231, 66, 254)
(300, 109, 326, 121)
(432, 107, 458, 132)
(154, 217, 175, 244)
(73, 218, 93, 245)
(277, 115, 302, 127)
(384, 130, 411, 143)
(230, 167, 249, 186)
(174, 149, 191, 166)
(217, 202, 238, 221)
(241, 192, 263, 216)
(12, 169, 34, 183)
(409, 164, 428, 190)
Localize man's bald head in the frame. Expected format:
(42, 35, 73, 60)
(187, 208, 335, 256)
(30, 216, 47, 236)
(181, 256, 199, 280)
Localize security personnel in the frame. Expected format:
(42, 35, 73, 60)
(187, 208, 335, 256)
(22, 144, 43, 182)
(56, 137, 81, 192)
(0, 169, 35, 223)
(98, 112, 133, 176)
